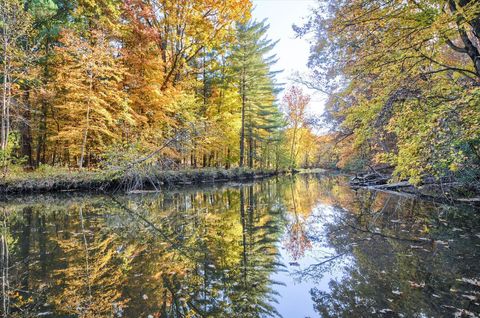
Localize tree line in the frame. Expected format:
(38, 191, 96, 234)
(0, 0, 320, 174)
(298, 0, 480, 185)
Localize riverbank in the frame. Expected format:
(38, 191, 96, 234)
(1, 167, 285, 195)
(349, 170, 480, 206)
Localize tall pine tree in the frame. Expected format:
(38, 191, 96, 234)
(231, 19, 284, 169)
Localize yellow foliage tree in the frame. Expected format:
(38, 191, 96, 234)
(51, 29, 135, 167)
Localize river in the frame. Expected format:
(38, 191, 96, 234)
(1, 173, 479, 317)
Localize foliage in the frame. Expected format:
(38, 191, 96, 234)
(1, 0, 295, 175)
(281, 86, 318, 168)
(51, 29, 134, 167)
(230, 19, 284, 169)
(298, 0, 480, 184)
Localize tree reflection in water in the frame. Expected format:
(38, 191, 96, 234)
(295, 175, 480, 318)
(0, 174, 479, 317)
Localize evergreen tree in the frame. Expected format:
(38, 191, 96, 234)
(231, 19, 284, 169)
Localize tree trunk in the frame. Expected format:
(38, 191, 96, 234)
(290, 123, 298, 168)
(79, 74, 93, 168)
(1, 18, 9, 153)
(225, 147, 231, 169)
(239, 187, 248, 285)
(20, 91, 33, 166)
(449, 0, 480, 77)
(239, 77, 246, 167)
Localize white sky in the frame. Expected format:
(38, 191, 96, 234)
(252, 0, 325, 115)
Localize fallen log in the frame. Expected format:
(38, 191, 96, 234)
(371, 181, 412, 190)
(350, 173, 389, 187)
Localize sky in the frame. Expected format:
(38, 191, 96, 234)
(252, 0, 325, 115)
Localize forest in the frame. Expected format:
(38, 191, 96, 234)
(1, 0, 480, 193)
(1, 1, 480, 317)
(1, 0, 319, 179)
(299, 0, 480, 189)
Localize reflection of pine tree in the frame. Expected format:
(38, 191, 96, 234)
(114, 183, 286, 317)
(228, 184, 284, 318)
(2, 178, 313, 318)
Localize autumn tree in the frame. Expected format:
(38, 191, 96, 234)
(298, 0, 480, 182)
(192, 49, 243, 168)
(282, 86, 310, 168)
(118, 0, 252, 166)
(0, 0, 299, 172)
(123, 0, 251, 90)
(51, 29, 134, 167)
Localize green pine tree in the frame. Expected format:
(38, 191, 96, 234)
(231, 19, 284, 169)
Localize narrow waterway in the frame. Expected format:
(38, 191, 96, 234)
(1, 173, 479, 317)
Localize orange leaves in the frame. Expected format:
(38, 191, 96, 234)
(282, 86, 313, 167)
(282, 85, 311, 124)
(121, 0, 253, 156)
(123, 0, 252, 89)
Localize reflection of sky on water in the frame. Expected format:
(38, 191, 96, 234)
(272, 204, 348, 317)
(2, 174, 479, 317)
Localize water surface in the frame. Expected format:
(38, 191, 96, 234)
(1, 173, 479, 317)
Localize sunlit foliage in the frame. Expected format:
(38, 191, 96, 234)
(1, 0, 294, 173)
(298, 0, 480, 183)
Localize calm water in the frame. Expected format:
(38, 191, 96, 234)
(1, 173, 479, 317)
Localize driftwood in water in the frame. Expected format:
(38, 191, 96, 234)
(370, 181, 412, 190)
(350, 172, 389, 187)
(457, 197, 480, 203)
(349, 164, 396, 187)
(350, 171, 480, 206)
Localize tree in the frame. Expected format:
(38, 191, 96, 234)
(123, 0, 252, 91)
(231, 19, 283, 168)
(0, 0, 32, 164)
(297, 0, 480, 183)
(282, 86, 310, 168)
(119, 0, 252, 167)
(51, 29, 134, 167)
(25, 0, 70, 167)
(0, 0, 299, 172)
(192, 49, 243, 168)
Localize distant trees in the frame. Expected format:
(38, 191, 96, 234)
(282, 86, 310, 167)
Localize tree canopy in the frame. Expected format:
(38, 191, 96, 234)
(297, 0, 480, 183)
(1, 0, 310, 172)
